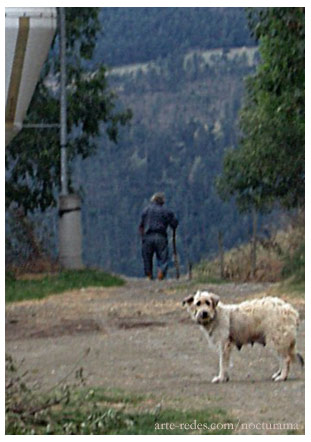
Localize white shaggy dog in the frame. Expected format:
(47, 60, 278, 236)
(182, 291, 304, 383)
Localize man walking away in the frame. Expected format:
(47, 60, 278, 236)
(139, 193, 178, 280)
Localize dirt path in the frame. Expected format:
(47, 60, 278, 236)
(6, 278, 305, 434)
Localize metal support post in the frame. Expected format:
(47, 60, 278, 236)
(59, 7, 68, 196)
(58, 7, 83, 269)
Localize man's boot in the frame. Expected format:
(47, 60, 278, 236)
(157, 270, 164, 281)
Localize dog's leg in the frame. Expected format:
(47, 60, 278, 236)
(273, 340, 299, 381)
(272, 355, 282, 380)
(212, 340, 232, 383)
(273, 355, 290, 382)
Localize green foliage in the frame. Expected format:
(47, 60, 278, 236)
(6, 354, 233, 435)
(6, 8, 132, 213)
(5, 269, 125, 303)
(66, 8, 101, 60)
(217, 7, 305, 212)
(6, 368, 234, 435)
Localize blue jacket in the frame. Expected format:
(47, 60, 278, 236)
(139, 202, 178, 238)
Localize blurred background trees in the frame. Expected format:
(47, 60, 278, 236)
(5, 7, 305, 279)
(216, 7, 305, 212)
(5, 8, 132, 214)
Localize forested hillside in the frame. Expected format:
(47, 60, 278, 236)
(7, 7, 265, 277)
(94, 7, 255, 66)
(72, 47, 262, 276)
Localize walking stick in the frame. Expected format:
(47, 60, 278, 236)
(172, 229, 180, 279)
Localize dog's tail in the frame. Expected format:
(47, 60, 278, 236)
(291, 351, 304, 369)
(296, 352, 304, 368)
(289, 340, 304, 368)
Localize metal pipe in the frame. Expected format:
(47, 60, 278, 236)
(23, 124, 60, 128)
(59, 7, 68, 196)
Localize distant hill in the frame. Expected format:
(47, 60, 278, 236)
(73, 8, 261, 276)
(72, 42, 264, 277)
(7, 8, 263, 278)
(94, 7, 256, 67)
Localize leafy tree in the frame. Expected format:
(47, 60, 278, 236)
(6, 8, 132, 213)
(216, 7, 304, 212)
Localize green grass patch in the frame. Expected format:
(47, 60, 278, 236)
(192, 275, 230, 285)
(277, 277, 305, 298)
(5, 269, 125, 303)
(6, 384, 234, 435)
(277, 241, 305, 297)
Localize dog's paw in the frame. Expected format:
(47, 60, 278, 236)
(272, 370, 281, 381)
(212, 374, 229, 383)
(273, 374, 287, 382)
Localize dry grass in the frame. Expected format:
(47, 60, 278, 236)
(194, 215, 305, 284)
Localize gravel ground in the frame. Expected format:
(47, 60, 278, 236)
(6, 277, 305, 435)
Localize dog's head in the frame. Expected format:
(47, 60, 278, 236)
(182, 291, 220, 325)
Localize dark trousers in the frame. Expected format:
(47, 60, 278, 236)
(142, 233, 169, 278)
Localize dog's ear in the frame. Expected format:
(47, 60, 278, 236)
(182, 294, 194, 306)
(210, 293, 220, 309)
